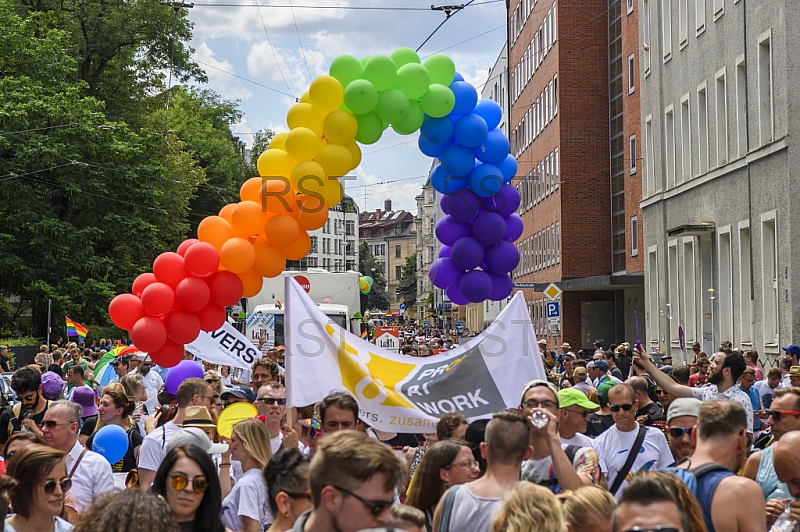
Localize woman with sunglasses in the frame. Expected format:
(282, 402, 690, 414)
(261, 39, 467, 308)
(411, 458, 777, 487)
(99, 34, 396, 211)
(4, 444, 73, 532)
(221, 418, 272, 532)
(264, 449, 311, 532)
(204, 371, 224, 395)
(151, 444, 224, 532)
(405, 440, 478, 531)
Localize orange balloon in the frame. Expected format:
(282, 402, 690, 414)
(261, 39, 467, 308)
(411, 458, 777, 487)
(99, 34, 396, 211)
(261, 178, 297, 215)
(238, 267, 264, 298)
(219, 203, 237, 225)
(265, 214, 300, 248)
(282, 230, 311, 260)
(296, 194, 328, 231)
(220, 237, 256, 273)
(253, 241, 286, 278)
(240, 177, 264, 203)
(197, 216, 234, 251)
(231, 201, 268, 237)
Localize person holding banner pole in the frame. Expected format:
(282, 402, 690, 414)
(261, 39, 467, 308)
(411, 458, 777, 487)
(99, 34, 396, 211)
(255, 382, 300, 455)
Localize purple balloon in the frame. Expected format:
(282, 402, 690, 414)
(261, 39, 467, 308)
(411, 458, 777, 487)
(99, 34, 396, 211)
(504, 214, 524, 242)
(471, 212, 507, 246)
(483, 184, 521, 216)
(487, 271, 513, 300)
(429, 258, 464, 290)
(450, 237, 485, 270)
(439, 195, 449, 214)
(435, 216, 472, 246)
(164, 360, 204, 394)
(445, 189, 482, 222)
(484, 241, 520, 273)
(446, 285, 470, 305)
(459, 269, 493, 303)
(439, 245, 452, 258)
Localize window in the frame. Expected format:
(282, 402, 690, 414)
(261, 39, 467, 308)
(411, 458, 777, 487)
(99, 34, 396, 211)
(739, 225, 753, 344)
(627, 0, 633, 14)
(554, 148, 559, 187)
(553, 75, 558, 114)
(698, 84, 709, 174)
(683, 238, 696, 341)
(429, 218, 434, 234)
(736, 58, 747, 157)
(628, 54, 636, 94)
(759, 31, 774, 145)
(556, 222, 560, 263)
(679, 0, 688, 45)
(713, 0, 723, 18)
(395, 244, 401, 258)
(631, 217, 639, 256)
(668, 242, 680, 344)
(395, 266, 402, 280)
(665, 106, 676, 188)
(310, 236, 318, 253)
(696, 0, 706, 33)
(762, 214, 778, 346)
(648, 247, 660, 347)
(718, 230, 733, 345)
(715, 69, 728, 166)
(643, 0, 651, 73)
(662, 0, 672, 60)
(680, 95, 692, 181)
(630, 135, 637, 174)
(645, 115, 655, 195)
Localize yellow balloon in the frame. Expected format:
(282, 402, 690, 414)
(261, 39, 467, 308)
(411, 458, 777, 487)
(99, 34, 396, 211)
(269, 132, 288, 151)
(345, 141, 362, 170)
(299, 91, 311, 103)
(309, 75, 345, 114)
(323, 109, 358, 145)
(314, 143, 353, 177)
(321, 178, 344, 208)
(291, 160, 327, 194)
(257, 148, 295, 178)
(287, 103, 324, 137)
(284, 127, 321, 162)
(216, 402, 258, 439)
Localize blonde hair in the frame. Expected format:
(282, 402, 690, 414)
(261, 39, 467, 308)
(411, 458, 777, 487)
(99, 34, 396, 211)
(557, 486, 615, 532)
(232, 418, 272, 468)
(492, 482, 565, 532)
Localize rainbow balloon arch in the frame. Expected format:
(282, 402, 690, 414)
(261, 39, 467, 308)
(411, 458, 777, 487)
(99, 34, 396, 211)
(108, 48, 522, 367)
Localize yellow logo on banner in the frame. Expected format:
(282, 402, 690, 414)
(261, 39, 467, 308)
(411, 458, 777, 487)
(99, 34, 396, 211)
(325, 324, 416, 409)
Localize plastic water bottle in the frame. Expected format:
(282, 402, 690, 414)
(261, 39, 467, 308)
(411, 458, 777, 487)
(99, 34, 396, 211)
(530, 411, 549, 429)
(770, 506, 797, 532)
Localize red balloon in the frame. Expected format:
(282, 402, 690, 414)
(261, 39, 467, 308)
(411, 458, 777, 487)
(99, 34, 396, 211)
(140, 282, 175, 317)
(184, 242, 220, 278)
(177, 239, 199, 257)
(154, 252, 188, 289)
(149, 339, 184, 368)
(109, 294, 144, 330)
(209, 271, 244, 307)
(130, 317, 167, 353)
(175, 277, 211, 312)
(196, 304, 226, 332)
(165, 310, 201, 345)
(132, 272, 157, 298)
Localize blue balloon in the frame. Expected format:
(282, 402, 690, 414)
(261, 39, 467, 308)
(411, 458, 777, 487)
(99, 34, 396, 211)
(446, 284, 470, 305)
(444, 189, 482, 222)
(469, 164, 503, 197)
(497, 154, 518, 183)
(439, 245, 452, 258)
(473, 99, 503, 130)
(429, 258, 464, 290)
(441, 144, 476, 177)
(474, 128, 510, 164)
(419, 136, 447, 158)
(484, 241, 520, 273)
(483, 184, 521, 216)
(454, 114, 488, 149)
(165, 360, 204, 395)
(431, 164, 469, 194)
(420, 115, 454, 145)
(92, 425, 128, 464)
(450, 81, 478, 116)
(452, 71, 465, 83)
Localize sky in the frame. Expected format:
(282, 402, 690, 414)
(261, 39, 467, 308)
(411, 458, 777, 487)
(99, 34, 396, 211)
(184, 0, 508, 214)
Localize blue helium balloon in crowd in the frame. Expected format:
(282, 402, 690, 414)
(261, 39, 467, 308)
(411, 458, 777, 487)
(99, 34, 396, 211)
(92, 425, 128, 464)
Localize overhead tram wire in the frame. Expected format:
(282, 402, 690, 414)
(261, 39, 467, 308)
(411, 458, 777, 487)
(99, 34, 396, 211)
(289, 0, 314, 80)
(189, 1, 501, 9)
(253, 0, 296, 99)
(416, 2, 477, 53)
(193, 59, 295, 98)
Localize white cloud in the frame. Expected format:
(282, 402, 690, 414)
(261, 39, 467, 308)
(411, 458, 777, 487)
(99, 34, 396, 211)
(246, 41, 328, 98)
(192, 43, 254, 101)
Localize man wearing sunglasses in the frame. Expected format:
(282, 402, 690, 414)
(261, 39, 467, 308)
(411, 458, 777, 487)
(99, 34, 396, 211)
(256, 381, 301, 455)
(664, 397, 700, 462)
(557, 388, 600, 450)
(291, 430, 403, 532)
(594, 384, 673, 499)
(0, 366, 51, 444)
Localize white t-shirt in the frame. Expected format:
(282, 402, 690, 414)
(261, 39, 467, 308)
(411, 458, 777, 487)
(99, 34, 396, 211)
(755, 380, 779, 409)
(561, 432, 596, 451)
(595, 424, 673, 499)
(221, 468, 271, 530)
(138, 421, 180, 475)
(520, 444, 601, 494)
(691, 384, 754, 432)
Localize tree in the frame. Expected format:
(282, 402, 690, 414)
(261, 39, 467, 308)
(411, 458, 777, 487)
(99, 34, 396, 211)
(249, 128, 275, 175)
(358, 241, 390, 311)
(397, 253, 417, 310)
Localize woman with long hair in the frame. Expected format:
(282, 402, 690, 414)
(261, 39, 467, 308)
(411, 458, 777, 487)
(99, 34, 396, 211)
(405, 440, 478, 531)
(4, 444, 73, 532)
(221, 418, 272, 532)
(151, 445, 225, 532)
(264, 449, 311, 532)
(73, 490, 178, 532)
(86, 389, 142, 474)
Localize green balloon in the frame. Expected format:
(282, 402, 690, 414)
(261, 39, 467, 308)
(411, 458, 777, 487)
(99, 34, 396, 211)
(364, 55, 397, 91)
(392, 100, 424, 135)
(364, 275, 374, 286)
(423, 53, 456, 86)
(391, 47, 421, 68)
(420, 84, 455, 118)
(355, 112, 384, 145)
(359, 55, 372, 67)
(344, 79, 379, 115)
(376, 89, 410, 124)
(395, 63, 431, 100)
(329, 55, 364, 89)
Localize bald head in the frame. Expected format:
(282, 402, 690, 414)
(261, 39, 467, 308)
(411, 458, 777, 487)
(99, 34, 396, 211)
(774, 431, 800, 497)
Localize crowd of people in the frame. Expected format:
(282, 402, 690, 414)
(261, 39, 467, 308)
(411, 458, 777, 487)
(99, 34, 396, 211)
(0, 336, 799, 532)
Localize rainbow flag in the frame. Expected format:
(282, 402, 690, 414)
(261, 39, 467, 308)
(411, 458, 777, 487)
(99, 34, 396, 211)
(360, 329, 368, 340)
(65, 317, 89, 340)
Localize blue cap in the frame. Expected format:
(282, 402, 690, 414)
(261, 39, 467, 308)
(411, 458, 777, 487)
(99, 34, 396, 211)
(783, 345, 800, 356)
(220, 384, 256, 403)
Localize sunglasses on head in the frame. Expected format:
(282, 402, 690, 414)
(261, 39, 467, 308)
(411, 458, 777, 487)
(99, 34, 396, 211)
(257, 397, 287, 405)
(609, 403, 635, 412)
(767, 410, 800, 422)
(43, 478, 72, 494)
(330, 485, 393, 516)
(169, 475, 208, 494)
(668, 426, 695, 438)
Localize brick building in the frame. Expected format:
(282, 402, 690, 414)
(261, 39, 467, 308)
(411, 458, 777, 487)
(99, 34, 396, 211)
(507, 0, 645, 353)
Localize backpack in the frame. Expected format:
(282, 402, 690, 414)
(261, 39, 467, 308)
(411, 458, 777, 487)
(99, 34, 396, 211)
(662, 462, 733, 532)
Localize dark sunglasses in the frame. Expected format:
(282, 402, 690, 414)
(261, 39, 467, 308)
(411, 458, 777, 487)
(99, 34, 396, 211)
(283, 490, 312, 500)
(309, 427, 325, 439)
(257, 397, 286, 406)
(609, 403, 635, 412)
(170, 475, 208, 494)
(622, 527, 682, 532)
(767, 410, 800, 422)
(668, 426, 695, 439)
(43, 478, 72, 494)
(205, 379, 219, 384)
(42, 420, 73, 429)
(330, 485, 393, 516)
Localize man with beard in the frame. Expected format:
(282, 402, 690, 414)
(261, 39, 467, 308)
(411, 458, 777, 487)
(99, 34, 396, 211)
(0, 366, 50, 443)
(135, 358, 163, 399)
(665, 397, 700, 462)
(634, 347, 754, 433)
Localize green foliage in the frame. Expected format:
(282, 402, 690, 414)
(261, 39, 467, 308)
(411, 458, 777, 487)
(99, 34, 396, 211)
(397, 252, 417, 309)
(249, 128, 275, 174)
(0, 336, 42, 347)
(86, 324, 126, 342)
(358, 241, 390, 311)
